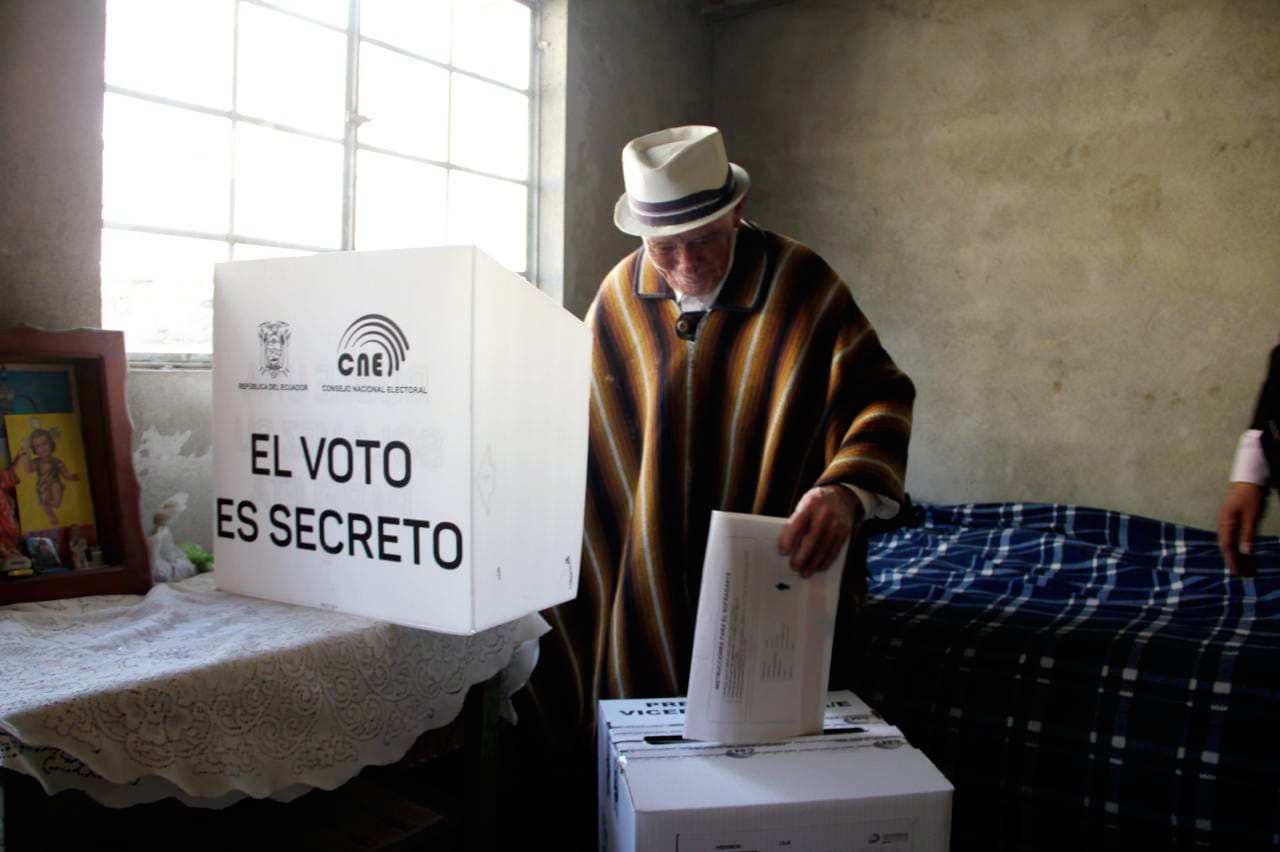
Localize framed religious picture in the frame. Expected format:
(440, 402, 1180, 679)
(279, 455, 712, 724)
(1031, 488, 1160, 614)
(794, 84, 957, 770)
(0, 326, 148, 604)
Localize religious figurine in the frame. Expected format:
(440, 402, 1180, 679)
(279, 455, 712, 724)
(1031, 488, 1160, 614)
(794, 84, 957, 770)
(148, 492, 195, 583)
(69, 528, 89, 571)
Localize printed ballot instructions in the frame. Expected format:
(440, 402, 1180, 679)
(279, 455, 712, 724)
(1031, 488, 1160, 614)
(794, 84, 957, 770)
(684, 510, 847, 743)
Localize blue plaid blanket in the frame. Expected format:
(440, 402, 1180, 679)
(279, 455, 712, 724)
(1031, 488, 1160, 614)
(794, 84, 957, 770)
(845, 502, 1279, 851)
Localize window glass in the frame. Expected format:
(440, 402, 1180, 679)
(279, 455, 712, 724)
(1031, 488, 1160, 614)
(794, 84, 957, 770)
(101, 0, 536, 356)
(231, 244, 315, 261)
(260, 0, 350, 28)
(105, 0, 234, 109)
(101, 230, 227, 354)
(453, 0, 530, 89)
(357, 43, 450, 160)
(237, 3, 348, 137)
(360, 0, 450, 62)
(448, 170, 526, 273)
(103, 94, 232, 233)
(234, 124, 344, 249)
(355, 151, 448, 251)
(449, 75, 529, 180)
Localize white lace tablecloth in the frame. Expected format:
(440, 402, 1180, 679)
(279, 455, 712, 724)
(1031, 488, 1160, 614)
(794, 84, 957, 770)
(0, 573, 548, 808)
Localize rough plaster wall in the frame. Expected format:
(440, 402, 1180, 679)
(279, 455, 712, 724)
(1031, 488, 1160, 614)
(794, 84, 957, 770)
(712, 0, 1280, 532)
(0, 0, 103, 329)
(127, 370, 214, 550)
(562, 0, 713, 317)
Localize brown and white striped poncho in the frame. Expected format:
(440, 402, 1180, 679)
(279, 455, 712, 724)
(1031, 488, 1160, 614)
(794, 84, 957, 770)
(533, 221, 914, 738)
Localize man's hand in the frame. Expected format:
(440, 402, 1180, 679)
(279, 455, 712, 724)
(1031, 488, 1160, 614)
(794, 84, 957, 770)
(778, 485, 864, 578)
(1218, 481, 1265, 576)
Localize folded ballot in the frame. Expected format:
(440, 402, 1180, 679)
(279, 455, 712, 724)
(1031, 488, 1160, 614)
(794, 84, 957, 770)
(683, 511, 848, 743)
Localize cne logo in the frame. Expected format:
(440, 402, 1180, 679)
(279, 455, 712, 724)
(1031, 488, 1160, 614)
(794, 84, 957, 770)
(337, 314, 409, 378)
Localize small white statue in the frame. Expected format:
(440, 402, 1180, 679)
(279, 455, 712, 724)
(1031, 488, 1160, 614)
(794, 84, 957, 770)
(148, 492, 196, 583)
(69, 528, 89, 571)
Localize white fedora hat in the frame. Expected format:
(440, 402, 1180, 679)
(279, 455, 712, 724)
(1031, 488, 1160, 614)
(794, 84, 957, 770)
(613, 125, 750, 238)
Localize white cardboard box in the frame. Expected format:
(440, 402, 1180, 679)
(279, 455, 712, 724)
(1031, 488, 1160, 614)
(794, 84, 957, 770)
(212, 246, 591, 634)
(599, 692, 953, 852)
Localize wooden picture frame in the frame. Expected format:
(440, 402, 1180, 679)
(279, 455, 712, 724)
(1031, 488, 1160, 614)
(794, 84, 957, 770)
(0, 326, 149, 604)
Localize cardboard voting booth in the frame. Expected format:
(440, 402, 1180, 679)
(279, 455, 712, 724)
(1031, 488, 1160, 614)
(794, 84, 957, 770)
(212, 246, 591, 634)
(599, 691, 953, 852)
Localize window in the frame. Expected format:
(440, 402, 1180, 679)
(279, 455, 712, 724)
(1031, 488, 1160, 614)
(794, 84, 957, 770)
(102, 0, 536, 357)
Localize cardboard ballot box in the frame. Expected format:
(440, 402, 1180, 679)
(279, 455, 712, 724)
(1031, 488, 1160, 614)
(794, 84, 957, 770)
(598, 692, 953, 852)
(212, 246, 591, 634)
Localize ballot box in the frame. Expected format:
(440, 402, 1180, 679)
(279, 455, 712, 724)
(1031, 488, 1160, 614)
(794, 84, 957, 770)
(212, 245, 591, 634)
(598, 691, 953, 852)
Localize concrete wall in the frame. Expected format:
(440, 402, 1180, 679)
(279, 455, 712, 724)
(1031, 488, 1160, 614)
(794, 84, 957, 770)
(561, 0, 712, 316)
(711, 0, 1280, 531)
(126, 369, 213, 548)
(0, 0, 102, 330)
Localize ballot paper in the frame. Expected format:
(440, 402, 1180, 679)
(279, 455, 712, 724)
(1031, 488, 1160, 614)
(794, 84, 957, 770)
(683, 510, 847, 744)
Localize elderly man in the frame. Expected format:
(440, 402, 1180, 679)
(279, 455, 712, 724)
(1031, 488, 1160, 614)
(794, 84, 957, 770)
(534, 126, 915, 733)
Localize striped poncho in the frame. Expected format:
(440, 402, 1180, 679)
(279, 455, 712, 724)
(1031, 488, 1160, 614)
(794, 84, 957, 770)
(535, 221, 914, 735)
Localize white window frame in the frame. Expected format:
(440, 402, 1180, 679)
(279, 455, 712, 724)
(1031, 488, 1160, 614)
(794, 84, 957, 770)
(103, 0, 540, 366)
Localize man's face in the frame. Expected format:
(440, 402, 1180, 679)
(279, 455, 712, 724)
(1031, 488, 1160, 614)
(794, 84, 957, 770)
(643, 208, 740, 298)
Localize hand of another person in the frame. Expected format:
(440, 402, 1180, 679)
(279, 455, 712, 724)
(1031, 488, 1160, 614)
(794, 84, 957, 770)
(778, 485, 864, 578)
(1217, 481, 1265, 576)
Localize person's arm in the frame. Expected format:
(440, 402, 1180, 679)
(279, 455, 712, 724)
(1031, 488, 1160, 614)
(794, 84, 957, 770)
(779, 294, 914, 577)
(779, 484, 865, 578)
(1218, 429, 1265, 576)
(1219, 478, 1264, 576)
(1218, 346, 1278, 575)
(1247, 345, 1280, 436)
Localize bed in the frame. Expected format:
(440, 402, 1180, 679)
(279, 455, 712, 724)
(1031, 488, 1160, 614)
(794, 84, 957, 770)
(842, 502, 1278, 851)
